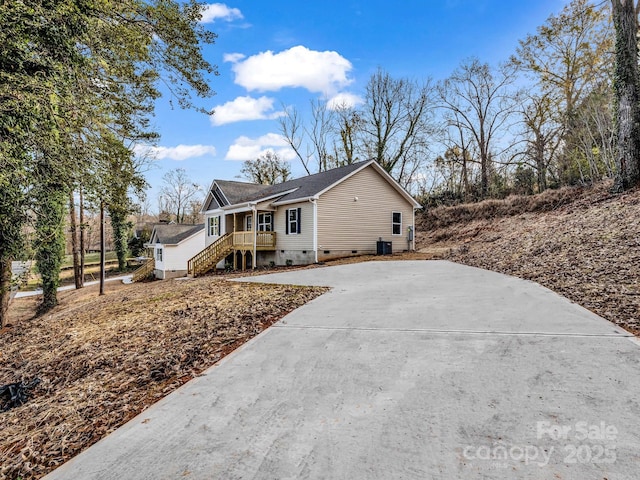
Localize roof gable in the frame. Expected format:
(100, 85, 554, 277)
(202, 179, 271, 212)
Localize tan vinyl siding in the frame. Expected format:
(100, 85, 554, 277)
(273, 201, 314, 251)
(317, 165, 414, 254)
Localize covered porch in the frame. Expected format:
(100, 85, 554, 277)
(225, 210, 276, 270)
(189, 208, 277, 276)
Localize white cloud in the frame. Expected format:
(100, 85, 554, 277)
(211, 96, 284, 126)
(327, 92, 365, 110)
(227, 45, 353, 96)
(200, 3, 243, 23)
(225, 133, 296, 161)
(223, 52, 245, 63)
(134, 144, 217, 161)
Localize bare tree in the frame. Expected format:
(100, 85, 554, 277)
(438, 59, 521, 198)
(519, 93, 563, 192)
(278, 100, 341, 174)
(240, 151, 292, 185)
(159, 168, 201, 223)
(359, 68, 436, 187)
(439, 108, 477, 200)
(512, 0, 613, 183)
(278, 106, 310, 174)
(332, 104, 362, 165)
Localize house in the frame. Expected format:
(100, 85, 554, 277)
(189, 160, 421, 276)
(147, 223, 205, 279)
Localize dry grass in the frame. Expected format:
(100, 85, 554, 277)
(418, 181, 640, 335)
(0, 277, 327, 480)
(417, 182, 613, 233)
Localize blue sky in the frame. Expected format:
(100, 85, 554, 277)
(140, 0, 571, 210)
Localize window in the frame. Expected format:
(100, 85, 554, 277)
(245, 215, 252, 231)
(392, 212, 402, 235)
(286, 208, 301, 234)
(156, 248, 163, 261)
(258, 212, 272, 231)
(208, 216, 220, 236)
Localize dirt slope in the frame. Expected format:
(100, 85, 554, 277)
(417, 181, 640, 334)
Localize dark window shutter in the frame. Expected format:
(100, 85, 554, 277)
(285, 209, 289, 234)
(217, 215, 221, 235)
(297, 207, 301, 233)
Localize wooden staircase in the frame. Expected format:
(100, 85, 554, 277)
(131, 258, 155, 282)
(188, 233, 234, 277)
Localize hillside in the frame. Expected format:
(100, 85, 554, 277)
(416, 181, 640, 335)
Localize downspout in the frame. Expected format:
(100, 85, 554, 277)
(252, 203, 257, 268)
(310, 198, 318, 263)
(412, 207, 417, 251)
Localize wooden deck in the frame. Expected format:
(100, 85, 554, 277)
(232, 231, 277, 251)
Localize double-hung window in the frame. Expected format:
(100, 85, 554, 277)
(286, 208, 301, 234)
(208, 216, 220, 236)
(258, 212, 272, 231)
(156, 248, 163, 261)
(392, 212, 402, 235)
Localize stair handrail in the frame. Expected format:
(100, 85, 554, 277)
(187, 232, 233, 277)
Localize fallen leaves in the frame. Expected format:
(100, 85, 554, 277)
(0, 277, 327, 480)
(419, 181, 640, 335)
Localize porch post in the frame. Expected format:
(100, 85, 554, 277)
(232, 212, 237, 269)
(252, 204, 257, 268)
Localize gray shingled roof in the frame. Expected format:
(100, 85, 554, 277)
(216, 180, 272, 204)
(203, 180, 271, 211)
(204, 161, 370, 211)
(151, 224, 204, 245)
(252, 161, 368, 204)
(202, 160, 419, 210)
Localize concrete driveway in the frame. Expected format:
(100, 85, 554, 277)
(44, 261, 640, 480)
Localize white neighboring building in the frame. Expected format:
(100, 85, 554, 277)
(147, 224, 205, 279)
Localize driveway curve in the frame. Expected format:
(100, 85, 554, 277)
(44, 260, 640, 480)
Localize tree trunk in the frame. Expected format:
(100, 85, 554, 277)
(462, 150, 470, 202)
(0, 258, 11, 329)
(35, 185, 65, 315)
(536, 136, 547, 192)
(100, 200, 105, 296)
(612, 0, 640, 191)
(79, 189, 85, 286)
(480, 152, 489, 198)
(110, 209, 128, 271)
(69, 191, 82, 289)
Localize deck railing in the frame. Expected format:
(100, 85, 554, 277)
(232, 231, 276, 250)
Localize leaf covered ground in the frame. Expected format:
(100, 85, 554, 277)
(417, 181, 640, 334)
(3, 182, 638, 479)
(0, 277, 327, 480)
